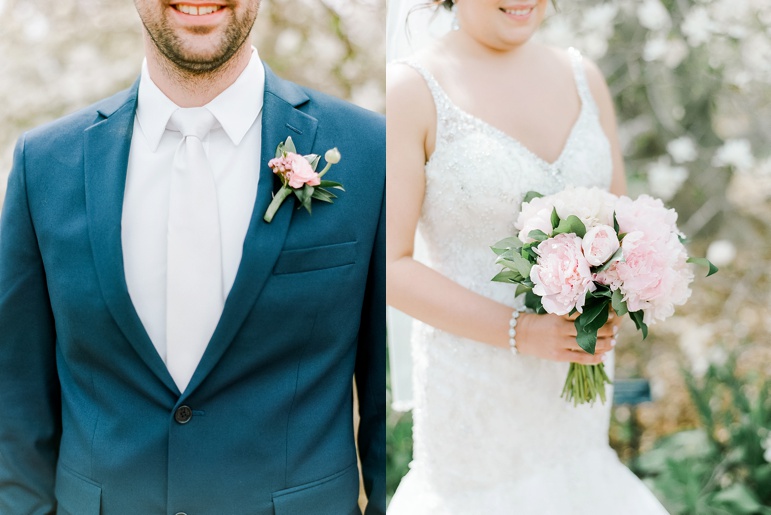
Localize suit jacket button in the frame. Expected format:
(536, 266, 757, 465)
(175, 405, 193, 424)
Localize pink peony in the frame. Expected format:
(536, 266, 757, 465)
(530, 233, 596, 316)
(614, 194, 679, 238)
(269, 152, 320, 189)
(582, 224, 620, 267)
(610, 230, 693, 324)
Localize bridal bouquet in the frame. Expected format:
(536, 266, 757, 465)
(491, 187, 717, 406)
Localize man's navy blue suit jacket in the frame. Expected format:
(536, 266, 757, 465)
(0, 64, 385, 515)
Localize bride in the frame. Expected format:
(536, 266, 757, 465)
(385, 0, 670, 513)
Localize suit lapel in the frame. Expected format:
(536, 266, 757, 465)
(84, 82, 180, 394)
(182, 65, 318, 397)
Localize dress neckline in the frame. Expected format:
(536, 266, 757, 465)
(408, 48, 589, 171)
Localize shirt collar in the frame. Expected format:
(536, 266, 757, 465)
(135, 47, 265, 151)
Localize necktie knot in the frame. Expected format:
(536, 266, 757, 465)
(169, 107, 217, 140)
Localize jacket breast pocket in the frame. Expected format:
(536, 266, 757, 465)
(55, 464, 101, 515)
(272, 463, 361, 515)
(273, 241, 357, 275)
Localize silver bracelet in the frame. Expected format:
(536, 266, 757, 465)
(508, 309, 521, 355)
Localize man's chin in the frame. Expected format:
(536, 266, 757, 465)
(165, 44, 239, 74)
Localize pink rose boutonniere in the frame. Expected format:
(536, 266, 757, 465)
(263, 136, 344, 223)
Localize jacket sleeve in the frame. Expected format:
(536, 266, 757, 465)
(0, 134, 61, 514)
(355, 179, 386, 515)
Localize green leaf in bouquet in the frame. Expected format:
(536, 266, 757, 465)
(594, 246, 624, 273)
(525, 291, 546, 314)
(491, 269, 523, 283)
(629, 310, 648, 339)
(284, 136, 297, 155)
(577, 295, 610, 329)
(575, 324, 598, 355)
(613, 212, 619, 234)
(551, 207, 560, 229)
(552, 215, 586, 238)
(589, 286, 612, 299)
(514, 284, 532, 297)
(497, 253, 532, 278)
(521, 244, 539, 262)
(528, 229, 549, 242)
(687, 257, 719, 277)
(523, 191, 544, 204)
(491, 236, 523, 256)
(611, 288, 629, 316)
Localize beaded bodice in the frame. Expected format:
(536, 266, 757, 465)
(412, 47, 612, 305)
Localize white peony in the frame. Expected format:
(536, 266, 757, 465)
(551, 187, 618, 230)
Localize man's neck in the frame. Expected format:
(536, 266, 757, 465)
(144, 37, 253, 108)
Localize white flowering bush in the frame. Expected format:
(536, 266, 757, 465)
(539, 0, 771, 220)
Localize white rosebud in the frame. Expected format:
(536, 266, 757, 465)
(325, 148, 341, 164)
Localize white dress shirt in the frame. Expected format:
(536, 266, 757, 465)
(122, 49, 264, 366)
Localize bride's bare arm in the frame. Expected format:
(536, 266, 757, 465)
(386, 64, 612, 364)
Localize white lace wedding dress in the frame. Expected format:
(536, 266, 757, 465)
(388, 49, 669, 514)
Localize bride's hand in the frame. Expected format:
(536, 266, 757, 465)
(515, 312, 617, 365)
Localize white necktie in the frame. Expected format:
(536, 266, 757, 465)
(166, 107, 224, 393)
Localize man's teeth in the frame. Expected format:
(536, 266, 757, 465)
(175, 4, 222, 15)
(502, 7, 534, 15)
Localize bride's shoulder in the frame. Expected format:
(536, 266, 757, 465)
(540, 44, 614, 114)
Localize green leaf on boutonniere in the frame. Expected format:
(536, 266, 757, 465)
(311, 188, 337, 203)
(306, 154, 320, 169)
(318, 180, 345, 190)
(284, 137, 297, 155)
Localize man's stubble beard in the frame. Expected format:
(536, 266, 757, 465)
(139, 2, 260, 85)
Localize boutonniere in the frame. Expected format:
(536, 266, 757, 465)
(263, 136, 344, 223)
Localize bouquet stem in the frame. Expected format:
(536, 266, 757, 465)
(561, 363, 612, 406)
